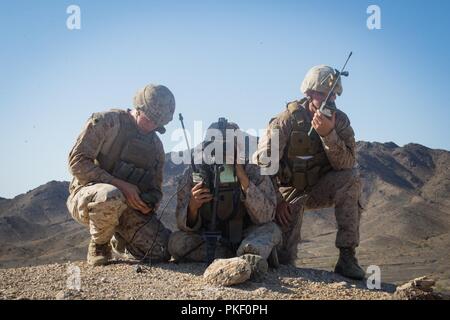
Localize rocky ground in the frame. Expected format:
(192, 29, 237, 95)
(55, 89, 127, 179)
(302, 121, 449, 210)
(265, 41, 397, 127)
(0, 259, 394, 300)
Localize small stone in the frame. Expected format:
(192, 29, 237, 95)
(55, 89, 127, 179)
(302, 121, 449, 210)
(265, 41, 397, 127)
(55, 289, 80, 300)
(55, 290, 66, 300)
(393, 276, 441, 300)
(330, 281, 348, 289)
(254, 287, 269, 295)
(134, 265, 143, 273)
(413, 276, 435, 291)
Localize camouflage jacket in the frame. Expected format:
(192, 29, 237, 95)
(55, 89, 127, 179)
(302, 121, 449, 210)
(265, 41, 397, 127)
(67, 109, 165, 197)
(256, 98, 357, 202)
(175, 164, 277, 232)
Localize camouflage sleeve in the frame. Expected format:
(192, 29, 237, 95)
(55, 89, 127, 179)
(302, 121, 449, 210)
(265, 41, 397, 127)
(320, 110, 356, 170)
(255, 111, 292, 205)
(175, 167, 202, 232)
(154, 136, 165, 206)
(242, 165, 277, 225)
(68, 113, 119, 185)
(271, 176, 284, 205)
(255, 112, 291, 172)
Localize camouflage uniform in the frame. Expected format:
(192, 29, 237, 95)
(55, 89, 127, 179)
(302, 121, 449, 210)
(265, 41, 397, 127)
(67, 84, 175, 263)
(168, 164, 282, 262)
(257, 98, 362, 264)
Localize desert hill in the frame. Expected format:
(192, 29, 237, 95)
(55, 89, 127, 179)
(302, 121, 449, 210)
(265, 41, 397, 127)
(0, 142, 449, 292)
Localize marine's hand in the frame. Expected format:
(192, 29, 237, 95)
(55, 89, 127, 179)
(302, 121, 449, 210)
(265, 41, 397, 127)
(236, 164, 250, 192)
(189, 182, 213, 213)
(276, 200, 292, 229)
(312, 110, 336, 137)
(112, 178, 152, 214)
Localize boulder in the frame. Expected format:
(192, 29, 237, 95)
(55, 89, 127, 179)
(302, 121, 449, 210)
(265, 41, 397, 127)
(203, 257, 251, 286)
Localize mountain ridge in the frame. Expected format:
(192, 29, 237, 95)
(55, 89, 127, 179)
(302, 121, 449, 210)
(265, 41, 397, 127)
(0, 141, 449, 292)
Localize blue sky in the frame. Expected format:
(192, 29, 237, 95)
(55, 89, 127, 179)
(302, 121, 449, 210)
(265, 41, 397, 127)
(0, 0, 449, 198)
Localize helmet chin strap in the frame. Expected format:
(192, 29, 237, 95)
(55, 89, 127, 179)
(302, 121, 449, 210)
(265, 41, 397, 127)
(133, 109, 141, 128)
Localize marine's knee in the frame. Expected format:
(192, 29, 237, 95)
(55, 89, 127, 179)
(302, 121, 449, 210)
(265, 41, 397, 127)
(168, 230, 187, 246)
(333, 168, 359, 185)
(87, 184, 127, 222)
(93, 184, 126, 203)
(334, 169, 360, 195)
(263, 222, 283, 242)
(168, 231, 198, 257)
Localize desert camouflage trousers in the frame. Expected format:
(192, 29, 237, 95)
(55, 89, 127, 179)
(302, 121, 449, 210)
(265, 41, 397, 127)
(67, 183, 171, 261)
(168, 222, 282, 262)
(278, 168, 363, 264)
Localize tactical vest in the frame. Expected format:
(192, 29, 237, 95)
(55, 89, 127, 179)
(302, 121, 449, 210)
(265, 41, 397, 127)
(95, 109, 163, 206)
(278, 100, 332, 193)
(195, 165, 250, 247)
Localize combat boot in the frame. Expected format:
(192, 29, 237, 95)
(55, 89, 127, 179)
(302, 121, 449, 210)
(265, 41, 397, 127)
(268, 247, 280, 269)
(334, 248, 366, 280)
(240, 254, 268, 280)
(87, 239, 112, 266)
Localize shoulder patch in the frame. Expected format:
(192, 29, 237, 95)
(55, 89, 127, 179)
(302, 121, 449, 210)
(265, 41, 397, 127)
(89, 110, 121, 131)
(286, 101, 300, 114)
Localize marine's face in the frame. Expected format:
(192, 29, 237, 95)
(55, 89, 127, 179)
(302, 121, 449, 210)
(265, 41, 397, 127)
(308, 90, 337, 111)
(136, 112, 157, 134)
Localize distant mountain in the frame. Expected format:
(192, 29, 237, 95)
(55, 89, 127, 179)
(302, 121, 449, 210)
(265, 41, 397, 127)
(0, 143, 449, 291)
(0, 181, 88, 267)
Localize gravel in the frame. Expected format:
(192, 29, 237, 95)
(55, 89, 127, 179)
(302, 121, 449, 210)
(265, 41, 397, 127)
(0, 260, 393, 300)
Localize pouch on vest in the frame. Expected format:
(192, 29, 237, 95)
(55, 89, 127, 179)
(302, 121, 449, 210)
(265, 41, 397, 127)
(201, 184, 238, 223)
(226, 203, 245, 246)
(112, 161, 135, 180)
(128, 168, 146, 185)
(288, 131, 311, 157)
(197, 164, 244, 246)
(306, 166, 321, 187)
(138, 171, 154, 192)
(120, 138, 155, 168)
(216, 188, 236, 221)
(292, 172, 307, 191)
